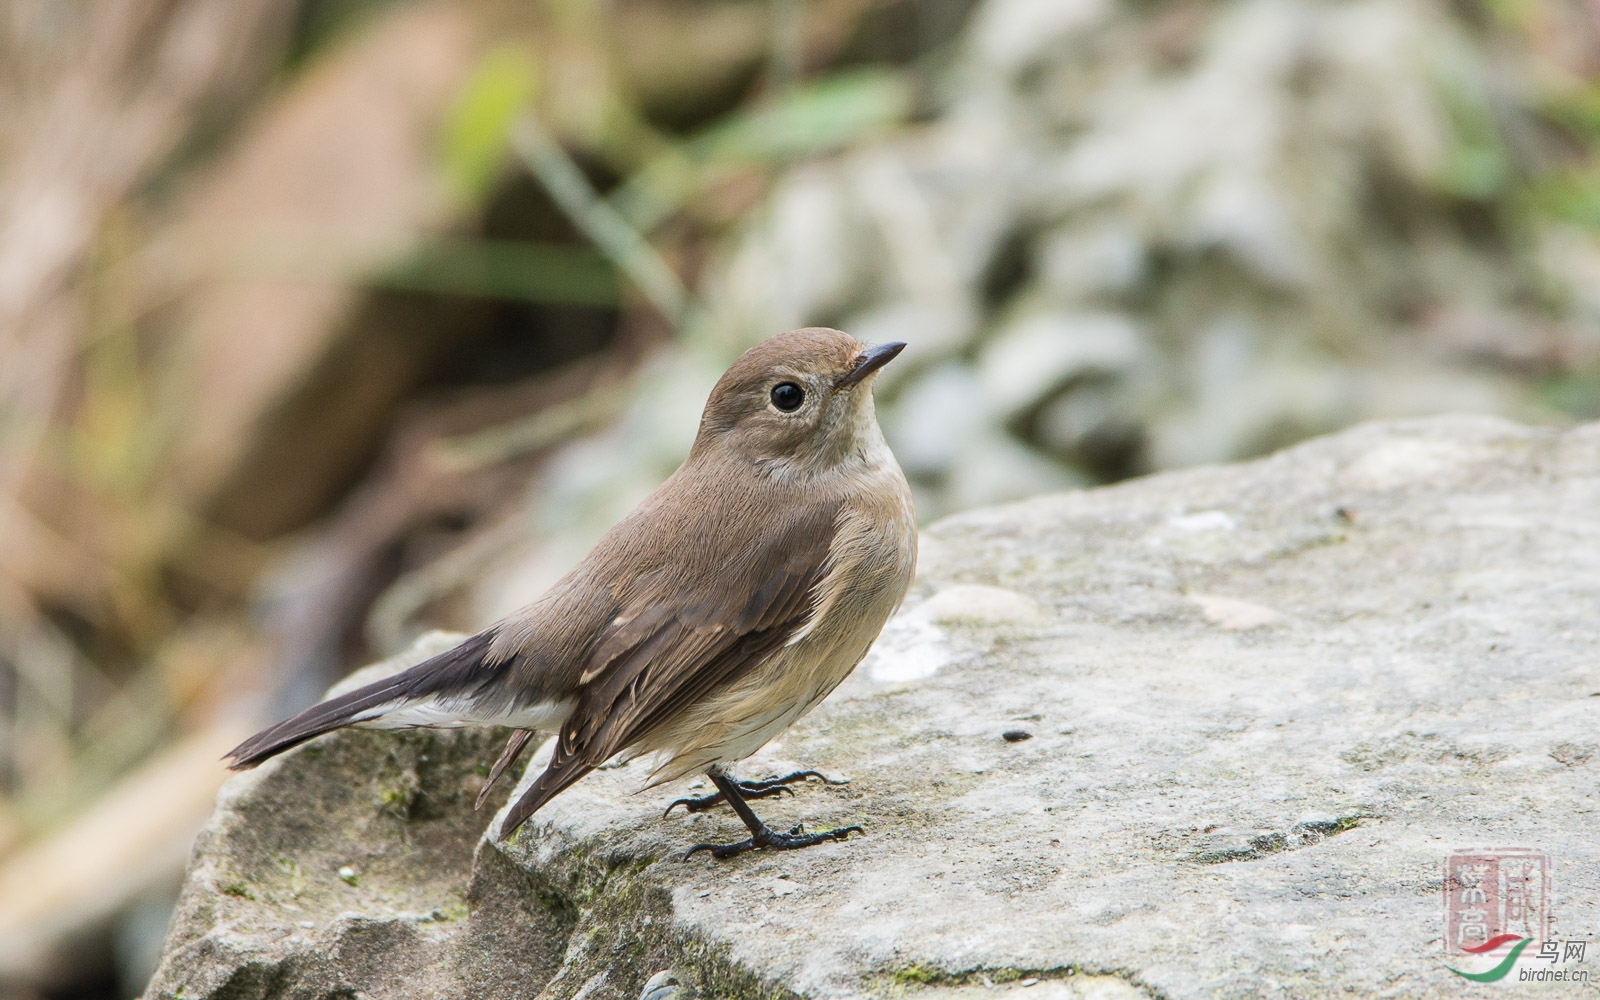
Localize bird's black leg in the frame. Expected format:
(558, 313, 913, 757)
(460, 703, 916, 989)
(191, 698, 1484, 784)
(683, 770, 862, 860)
(663, 769, 843, 816)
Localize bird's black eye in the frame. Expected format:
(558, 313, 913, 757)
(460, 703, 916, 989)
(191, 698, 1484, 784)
(770, 382, 805, 412)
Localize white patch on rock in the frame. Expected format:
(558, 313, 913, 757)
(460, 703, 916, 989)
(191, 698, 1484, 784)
(918, 585, 1042, 626)
(863, 585, 1040, 683)
(862, 613, 954, 683)
(1168, 510, 1237, 533)
(1187, 593, 1283, 630)
(1338, 437, 1474, 491)
(1143, 509, 1246, 563)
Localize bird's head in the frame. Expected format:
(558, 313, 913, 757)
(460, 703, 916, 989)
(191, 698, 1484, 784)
(690, 327, 905, 479)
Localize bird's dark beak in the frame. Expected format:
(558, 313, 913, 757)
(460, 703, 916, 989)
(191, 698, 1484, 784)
(836, 341, 906, 390)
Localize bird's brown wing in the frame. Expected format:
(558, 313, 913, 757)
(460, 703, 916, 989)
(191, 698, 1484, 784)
(497, 500, 840, 838)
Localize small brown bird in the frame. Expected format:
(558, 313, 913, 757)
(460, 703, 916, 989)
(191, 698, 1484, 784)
(225, 328, 916, 858)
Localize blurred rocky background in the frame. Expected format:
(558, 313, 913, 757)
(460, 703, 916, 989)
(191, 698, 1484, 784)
(0, 0, 1598, 996)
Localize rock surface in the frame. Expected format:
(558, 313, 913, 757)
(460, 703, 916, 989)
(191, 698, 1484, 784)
(146, 416, 1600, 999)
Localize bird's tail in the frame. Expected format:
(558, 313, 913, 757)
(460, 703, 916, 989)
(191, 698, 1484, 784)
(223, 630, 497, 770)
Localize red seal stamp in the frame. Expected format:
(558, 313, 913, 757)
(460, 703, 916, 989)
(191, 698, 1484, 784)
(1443, 847, 1551, 954)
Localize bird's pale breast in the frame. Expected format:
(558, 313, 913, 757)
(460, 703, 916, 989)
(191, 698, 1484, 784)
(639, 462, 916, 784)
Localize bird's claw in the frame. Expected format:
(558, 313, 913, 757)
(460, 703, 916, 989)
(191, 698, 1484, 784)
(662, 770, 845, 817)
(664, 784, 795, 817)
(744, 769, 845, 791)
(683, 823, 863, 861)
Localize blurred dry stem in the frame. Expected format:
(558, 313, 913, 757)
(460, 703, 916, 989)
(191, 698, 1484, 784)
(428, 377, 629, 473)
(0, 0, 295, 857)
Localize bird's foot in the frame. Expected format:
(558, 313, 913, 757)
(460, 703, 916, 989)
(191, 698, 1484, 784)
(745, 769, 847, 792)
(664, 784, 791, 816)
(663, 770, 844, 816)
(684, 822, 863, 860)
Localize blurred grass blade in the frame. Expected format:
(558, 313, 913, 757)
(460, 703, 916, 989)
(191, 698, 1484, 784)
(613, 67, 914, 230)
(439, 45, 541, 206)
(1431, 46, 1510, 201)
(510, 116, 691, 322)
(697, 67, 912, 162)
(372, 239, 619, 306)
(1528, 162, 1600, 229)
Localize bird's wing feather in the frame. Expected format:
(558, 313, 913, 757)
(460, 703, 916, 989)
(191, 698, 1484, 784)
(497, 499, 840, 838)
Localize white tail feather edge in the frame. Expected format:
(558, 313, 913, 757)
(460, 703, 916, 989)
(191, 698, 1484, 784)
(353, 696, 573, 732)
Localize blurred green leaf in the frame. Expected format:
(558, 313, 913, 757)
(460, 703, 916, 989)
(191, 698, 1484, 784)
(695, 67, 913, 163)
(1537, 366, 1600, 419)
(440, 46, 541, 205)
(613, 67, 914, 230)
(1442, 145, 1510, 201)
(1541, 85, 1600, 140)
(1479, 0, 1539, 31)
(1528, 166, 1600, 229)
(372, 238, 619, 305)
(1429, 39, 1511, 202)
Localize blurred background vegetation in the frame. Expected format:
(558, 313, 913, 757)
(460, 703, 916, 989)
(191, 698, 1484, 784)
(1, 0, 1599, 996)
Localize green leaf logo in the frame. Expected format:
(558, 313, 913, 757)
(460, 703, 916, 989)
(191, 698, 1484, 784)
(1446, 937, 1531, 983)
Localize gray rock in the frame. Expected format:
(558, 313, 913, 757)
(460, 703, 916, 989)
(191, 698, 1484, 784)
(147, 416, 1600, 999)
(883, 363, 992, 478)
(977, 311, 1144, 420)
(1032, 379, 1143, 475)
(967, 0, 1113, 81)
(846, 300, 977, 381)
(711, 165, 883, 335)
(1033, 218, 1147, 303)
(940, 429, 1086, 516)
